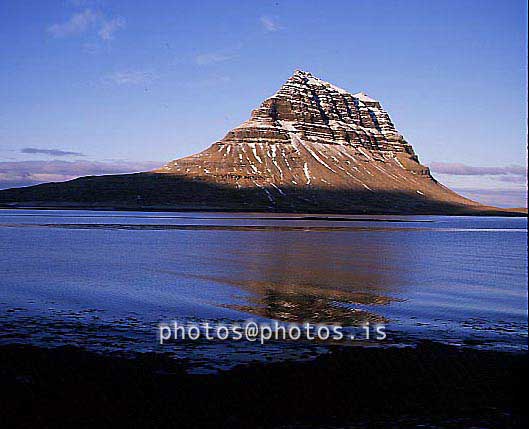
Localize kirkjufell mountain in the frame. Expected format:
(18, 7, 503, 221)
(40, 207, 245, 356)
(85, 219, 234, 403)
(0, 70, 516, 214)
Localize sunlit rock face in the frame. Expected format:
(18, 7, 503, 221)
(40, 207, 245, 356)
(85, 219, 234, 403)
(156, 70, 473, 207)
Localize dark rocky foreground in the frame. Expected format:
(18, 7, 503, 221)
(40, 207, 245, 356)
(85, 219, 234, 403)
(1, 342, 526, 428)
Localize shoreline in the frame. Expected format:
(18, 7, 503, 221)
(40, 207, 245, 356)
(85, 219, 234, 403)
(1, 341, 526, 427)
(1, 204, 527, 217)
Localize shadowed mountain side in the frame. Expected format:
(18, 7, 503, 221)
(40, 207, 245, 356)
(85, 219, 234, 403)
(0, 172, 522, 215)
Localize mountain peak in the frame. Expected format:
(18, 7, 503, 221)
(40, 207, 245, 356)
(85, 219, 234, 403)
(0, 71, 484, 214)
(292, 69, 313, 76)
(153, 68, 477, 211)
(284, 71, 378, 105)
(353, 92, 378, 103)
(282, 70, 349, 95)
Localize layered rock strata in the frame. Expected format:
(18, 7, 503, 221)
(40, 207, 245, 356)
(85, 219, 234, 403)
(154, 70, 473, 207)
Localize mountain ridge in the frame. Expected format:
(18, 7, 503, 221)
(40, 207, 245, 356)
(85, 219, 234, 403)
(0, 70, 522, 215)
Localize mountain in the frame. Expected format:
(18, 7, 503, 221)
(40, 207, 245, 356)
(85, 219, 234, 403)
(0, 70, 518, 215)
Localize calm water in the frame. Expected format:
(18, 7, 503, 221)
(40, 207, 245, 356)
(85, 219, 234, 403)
(0, 209, 527, 369)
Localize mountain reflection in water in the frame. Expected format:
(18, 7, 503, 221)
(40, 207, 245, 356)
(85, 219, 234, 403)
(0, 210, 527, 362)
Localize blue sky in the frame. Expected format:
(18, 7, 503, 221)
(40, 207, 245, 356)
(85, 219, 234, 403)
(1, 0, 527, 206)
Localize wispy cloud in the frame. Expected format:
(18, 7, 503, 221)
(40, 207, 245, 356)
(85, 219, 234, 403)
(47, 9, 125, 41)
(195, 52, 236, 66)
(430, 162, 527, 208)
(98, 16, 126, 40)
(21, 148, 85, 157)
(453, 188, 527, 208)
(260, 15, 282, 32)
(82, 42, 100, 54)
(67, 0, 101, 6)
(0, 160, 162, 190)
(496, 175, 527, 183)
(430, 162, 527, 177)
(103, 70, 158, 86)
(47, 9, 99, 38)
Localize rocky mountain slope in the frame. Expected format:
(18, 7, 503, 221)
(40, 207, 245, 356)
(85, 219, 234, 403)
(154, 70, 472, 207)
(0, 70, 515, 214)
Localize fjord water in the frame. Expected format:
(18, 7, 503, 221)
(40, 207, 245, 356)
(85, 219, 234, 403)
(1, 210, 527, 366)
